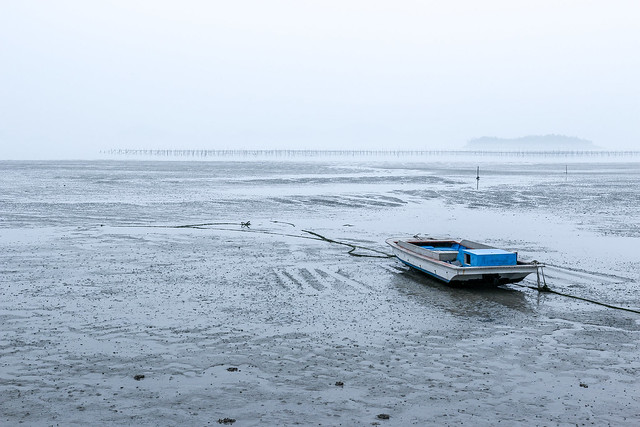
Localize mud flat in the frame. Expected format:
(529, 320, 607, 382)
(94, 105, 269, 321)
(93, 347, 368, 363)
(1, 159, 639, 425)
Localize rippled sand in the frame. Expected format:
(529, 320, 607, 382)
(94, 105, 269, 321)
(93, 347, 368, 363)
(1, 158, 639, 425)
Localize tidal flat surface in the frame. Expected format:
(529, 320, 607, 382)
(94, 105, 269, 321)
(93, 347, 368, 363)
(1, 158, 639, 426)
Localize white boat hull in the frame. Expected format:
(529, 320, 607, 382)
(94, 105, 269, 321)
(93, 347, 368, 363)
(387, 238, 539, 285)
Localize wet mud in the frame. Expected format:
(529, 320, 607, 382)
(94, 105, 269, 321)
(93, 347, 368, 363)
(1, 158, 639, 425)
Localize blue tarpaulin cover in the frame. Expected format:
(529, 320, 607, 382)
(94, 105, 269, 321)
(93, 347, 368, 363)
(457, 249, 517, 267)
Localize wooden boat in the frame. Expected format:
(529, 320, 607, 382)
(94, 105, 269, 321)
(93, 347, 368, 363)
(386, 238, 540, 285)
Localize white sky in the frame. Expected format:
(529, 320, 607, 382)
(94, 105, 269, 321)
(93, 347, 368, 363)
(1, 0, 639, 159)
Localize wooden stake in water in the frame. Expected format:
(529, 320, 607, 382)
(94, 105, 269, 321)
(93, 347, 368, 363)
(476, 166, 480, 189)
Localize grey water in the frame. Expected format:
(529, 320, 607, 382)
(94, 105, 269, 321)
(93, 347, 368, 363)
(1, 158, 639, 425)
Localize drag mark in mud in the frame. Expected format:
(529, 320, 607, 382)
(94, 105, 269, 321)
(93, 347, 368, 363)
(270, 266, 375, 294)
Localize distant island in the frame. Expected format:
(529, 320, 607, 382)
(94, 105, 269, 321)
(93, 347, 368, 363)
(466, 134, 597, 151)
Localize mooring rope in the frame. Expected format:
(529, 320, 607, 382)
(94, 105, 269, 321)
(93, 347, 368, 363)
(533, 261, 551, 292)
(301, 230, 395, 258)
(508, 261, 640, 314)
(512, 282, 640, 314)
(116, 222, 241, 229)
(114, 221, 395, 258)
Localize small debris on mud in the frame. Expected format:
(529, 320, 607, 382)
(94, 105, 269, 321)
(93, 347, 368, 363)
(335, 381, 344, 387)
(376, 413, 390, 420)
(218, 418, 236, 424)
(580, 383, 589, 388)
(133, 374, 145, 381)
(226, 367, 239, 372)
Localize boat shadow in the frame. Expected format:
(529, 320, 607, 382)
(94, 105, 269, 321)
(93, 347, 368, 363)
(390, 266, 533, 321)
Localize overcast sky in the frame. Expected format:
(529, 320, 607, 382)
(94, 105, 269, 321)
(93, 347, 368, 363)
(1, 0, 639, 159)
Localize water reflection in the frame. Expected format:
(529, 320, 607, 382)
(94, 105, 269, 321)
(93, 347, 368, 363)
(390, 267, 533, 322)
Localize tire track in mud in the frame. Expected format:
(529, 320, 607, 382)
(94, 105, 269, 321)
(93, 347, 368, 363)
(271, 269, 304, 292)
(270, 269, 289, 290)
(312, 268, 356, 293)
(279, 268, 326, 293)
(330, 269, 376, 292)
(295, 268, 326, 292)
(377, 264, 409, 275)
(268, 265, 378, 294)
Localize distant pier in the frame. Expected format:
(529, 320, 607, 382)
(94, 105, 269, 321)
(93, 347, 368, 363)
(102, 149, 640, 158)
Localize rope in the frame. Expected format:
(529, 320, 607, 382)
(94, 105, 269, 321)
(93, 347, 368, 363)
(512, 282, 640, 314)
(117, 222, 241, 229)
(114, 221, 395, 259)
(533, 261, 551, 292)
(301, 230, 395, 258)
(515, 260, 640, 314)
